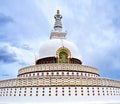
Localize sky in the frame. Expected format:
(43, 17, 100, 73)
(0, 0, 120, 80)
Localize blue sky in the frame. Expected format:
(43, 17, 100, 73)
(0, 0, 120, 80)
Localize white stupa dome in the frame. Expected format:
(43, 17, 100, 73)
(38, 39, 82, 61)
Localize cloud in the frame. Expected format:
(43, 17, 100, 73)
(11, 43, 32, 50)
(2, 73, 9, 77)
(0, 62, 21, 80)
(0, 42, 34, 65)
(0, 46, 17, 63)
(0, 13, 14, 26)
(0, 42, 34, 80)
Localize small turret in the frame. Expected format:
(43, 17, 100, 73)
(50, 10, 67, 39)
(54, 10, 62, 31)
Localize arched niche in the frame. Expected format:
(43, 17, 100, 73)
(56, 47, 71, 63)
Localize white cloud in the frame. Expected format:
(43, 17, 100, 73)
(0, 42, 35, 80)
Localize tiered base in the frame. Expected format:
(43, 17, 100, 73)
(0, 86, 120, 104)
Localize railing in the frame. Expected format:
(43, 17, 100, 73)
(0, 76, 120, 88)
(18, 64, 99, 75)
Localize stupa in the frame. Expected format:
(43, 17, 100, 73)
(0, 10, 120, 104)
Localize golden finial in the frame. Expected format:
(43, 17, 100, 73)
(57, 10, 60, 14)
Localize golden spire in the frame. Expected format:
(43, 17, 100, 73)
(57, 10, 60, 14)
